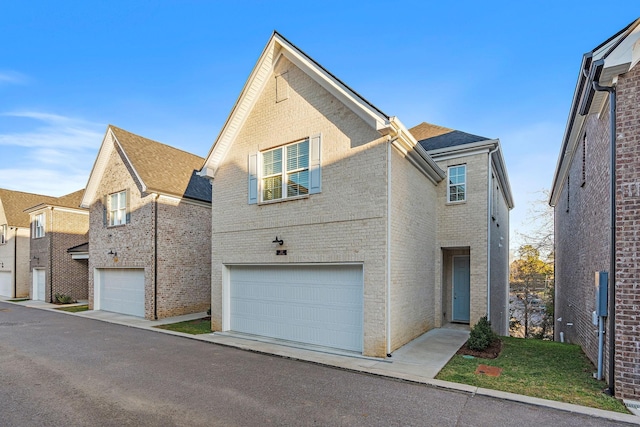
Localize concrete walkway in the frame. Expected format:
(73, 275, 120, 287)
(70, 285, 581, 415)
(3, 297, 639, 425)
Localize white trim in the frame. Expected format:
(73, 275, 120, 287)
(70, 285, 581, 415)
(202, 33, 392, 178)
(70, 253, 89, 260)
(93, 268, 101, 310)
(222, 264, 230, 331)
(447, 165, 467, 203)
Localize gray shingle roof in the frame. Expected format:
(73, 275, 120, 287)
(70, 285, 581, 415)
(409, 122, 490, 151)
(110, 126, 211, 203)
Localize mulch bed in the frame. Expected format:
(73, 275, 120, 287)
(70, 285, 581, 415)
(456, 338, 503, 359)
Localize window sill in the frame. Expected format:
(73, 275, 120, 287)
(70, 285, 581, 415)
(107, 224, 127, 229)
(258, 194, 310, 205)
(445, 200, 467, 206)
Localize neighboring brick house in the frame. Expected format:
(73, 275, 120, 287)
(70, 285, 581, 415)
(25, 189, 89, 302)
(200, 32, 513, 358)
(0, 189, 58, 298)
(80, 125, 212, 319)
(550, 18, 640, 402)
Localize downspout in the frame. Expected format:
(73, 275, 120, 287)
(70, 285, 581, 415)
(593, 80, 616, 396)
(13, 227, 17, 298)
(154, 194, 159, 320)
(487, 145, 499, 325)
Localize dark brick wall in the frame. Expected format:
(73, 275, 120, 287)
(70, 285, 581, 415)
(613, 62, 640, 400)
(555, 61, 640, 400)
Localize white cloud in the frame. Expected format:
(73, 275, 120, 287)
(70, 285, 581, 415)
(0, 111, 102, 196)
(0, 71, 28, 85)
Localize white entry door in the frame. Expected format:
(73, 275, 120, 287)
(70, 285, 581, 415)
(229, 264, 363, 352)
(0, 271, 11, 297)
(96, 269, 145, 317)
(33, 269, 45, 301)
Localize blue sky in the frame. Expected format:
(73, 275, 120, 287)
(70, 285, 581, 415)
(1, 2, 637, 248)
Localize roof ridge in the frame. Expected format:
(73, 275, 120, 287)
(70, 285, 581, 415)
(108, 125, 205, 161)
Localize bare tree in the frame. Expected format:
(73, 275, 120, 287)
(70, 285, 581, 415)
(518, 189, 554, 262)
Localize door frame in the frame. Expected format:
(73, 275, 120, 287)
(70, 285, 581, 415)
(451, 255, 470, 323)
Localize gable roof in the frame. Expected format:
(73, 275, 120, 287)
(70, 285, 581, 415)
(81, 125, 212, 207)
(550, 18, 640, 206)
(410, 122, 490, 151)
(0, 188, 58, 227)
(410, 122, 514, 209)
(201, 31, 445, 184)
(24, 189, 87, 214)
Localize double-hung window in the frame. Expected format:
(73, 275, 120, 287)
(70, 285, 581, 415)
(33, 213, 45, 238)
(448, 165, 466, 203)
(262, 139, 310, 202)
(248, 134, 321, 204)
(108, 190, 128, 226)
(0, 224, 6, 244)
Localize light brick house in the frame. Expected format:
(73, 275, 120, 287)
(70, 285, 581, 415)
(550, 17, 640, 402)
(201, 32, 513, 357)
(25, 189, 89, 302)
(0, 189, 59, 298)
(81, 125, 212, 319)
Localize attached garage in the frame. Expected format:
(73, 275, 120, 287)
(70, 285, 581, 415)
(0, 271, 11, 298)
(228, 264, 363, 352)
(96, 268, 145, 317)
(32, 269, 45, 301)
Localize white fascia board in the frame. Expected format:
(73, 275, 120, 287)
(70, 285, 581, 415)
(80, 127, 147, 208)
(389, 117, 445, 183)
(490, 145, 515, 210)
(427, 139, 498, 159)
(70, 253, 89, 260)
(278, 47, 389, 132)
(80, 129, 115, 208)
(203, 39, 279, 177)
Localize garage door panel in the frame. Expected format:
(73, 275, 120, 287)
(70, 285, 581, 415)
(99, 269, 144, 318)
(230, 265, 363, 352)
(0, 271, 11, 297)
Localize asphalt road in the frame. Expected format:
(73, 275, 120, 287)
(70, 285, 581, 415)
(0, 302, 632, 426)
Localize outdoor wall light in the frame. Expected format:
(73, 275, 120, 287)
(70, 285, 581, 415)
(32, 256, 39, 261)
(107, 250, 118, 256)
(272, 236, 284, 245)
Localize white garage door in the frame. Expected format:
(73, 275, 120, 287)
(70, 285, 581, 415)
(97, 269, 145, 317)
(33, 269, 45, 301)
(0, 271, 11, 297)
(230, 265, 363, 352)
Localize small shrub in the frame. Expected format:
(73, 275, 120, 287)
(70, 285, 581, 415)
(206, 307, 211, 316)
(468, 316, 497, 351)
(54, 293, 76, 304)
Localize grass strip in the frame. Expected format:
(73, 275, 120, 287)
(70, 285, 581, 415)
(156, 318, 212, 335)
(436, 336, 628, 413)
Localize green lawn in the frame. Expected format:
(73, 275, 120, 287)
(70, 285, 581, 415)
(436, 336, 628, 413)
(56, 304, 89, 313)
(156, 318, 212, 335)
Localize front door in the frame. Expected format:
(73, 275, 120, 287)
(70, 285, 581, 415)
(452, 256, 470, 323)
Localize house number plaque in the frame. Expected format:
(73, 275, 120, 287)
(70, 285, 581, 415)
(276, 250, 287, 256)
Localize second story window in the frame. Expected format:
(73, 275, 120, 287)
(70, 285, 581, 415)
(262, 139, 309, 202)
(108, 190, 128, 226)
(447, 165, 466, 203)
(33, 213, 45, 238)
(0, 224, 6, 244)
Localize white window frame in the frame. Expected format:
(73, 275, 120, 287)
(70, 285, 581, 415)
(447, 165, 466, 203)
(0, 224, 6, 244)
(108, 190, 128, 226)
(261, 139, 310, 202)
(33, 213, 45, 238)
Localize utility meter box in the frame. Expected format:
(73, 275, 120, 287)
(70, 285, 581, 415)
(595, 271, 608, 317)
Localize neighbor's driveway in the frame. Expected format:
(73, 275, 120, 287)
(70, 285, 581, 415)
(0, 302, 633, 426)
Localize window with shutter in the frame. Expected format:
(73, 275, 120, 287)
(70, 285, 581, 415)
(33, 213, 45, 238)
(249, 135, 321, 204)
(0, 224, 6, 244)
